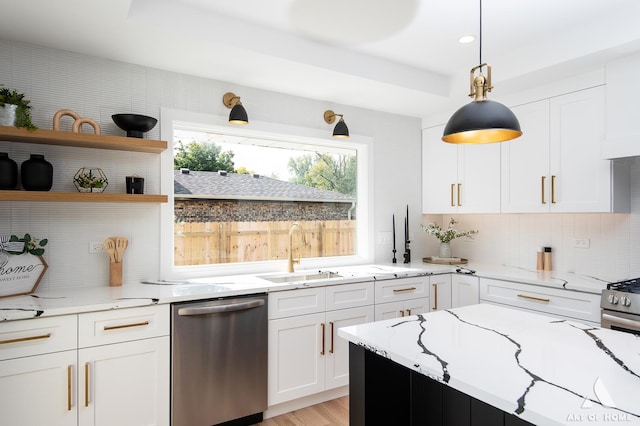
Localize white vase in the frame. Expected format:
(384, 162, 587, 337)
(438, 242, 451, 258)
(0, 104, 17, 126)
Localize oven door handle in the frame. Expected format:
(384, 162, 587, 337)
(602, 313, 640, 332)
(178, 299, 265, 316)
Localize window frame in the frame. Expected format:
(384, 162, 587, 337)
(159, 107, 374, 280)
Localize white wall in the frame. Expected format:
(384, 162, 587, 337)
(0, 40, 424, 289)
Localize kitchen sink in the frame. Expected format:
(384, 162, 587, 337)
(258, 271, 343, 283)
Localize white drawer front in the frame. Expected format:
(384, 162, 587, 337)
(325, 282, 374, 312)
(0, 315, 77, 361)
(78, 304, 169, 348)
(374, 277, 429, 304)
(269, 287, 326, 319)
(480, 278, 600, 323)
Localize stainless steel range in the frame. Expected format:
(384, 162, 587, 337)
(601, 278, 640, 335)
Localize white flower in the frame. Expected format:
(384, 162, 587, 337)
(421, 218, 478, 244)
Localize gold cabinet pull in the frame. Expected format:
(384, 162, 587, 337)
(432, 283, 438, 311)
(551, 175, 557, 204)
(393, 287, 416, 293)
(541, 176, 546, 204)
(103, 321, 149, 331)
(0, 333, 51, 345)
(329, 322, 334, 354)
(450, 183, 455, 207)
(67, 365, 72, 411)
(320, 323, 325, 356)
(84, 362, 89, 407)
(406, 309, 412, 316)
(457, 183, 462, 206)
(517, 294, 550, 303)
(399, 310, 405, 317)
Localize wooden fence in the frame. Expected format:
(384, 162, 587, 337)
(174, 220, 356, 265)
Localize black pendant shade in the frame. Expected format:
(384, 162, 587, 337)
(442, 99, 522, 144)
(332, 118, 349, 138)
(222, 92, 249, 125)
(229, 103, 249, 125)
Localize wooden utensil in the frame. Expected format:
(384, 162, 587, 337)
(114, 237, 128, 263)
(103, 238, 117, 263)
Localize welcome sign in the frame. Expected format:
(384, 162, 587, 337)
(0, 254, 48, 298)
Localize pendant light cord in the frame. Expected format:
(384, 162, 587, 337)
(479, 0, 483, 67)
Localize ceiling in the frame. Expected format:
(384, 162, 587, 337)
(1, 0, 640, 118)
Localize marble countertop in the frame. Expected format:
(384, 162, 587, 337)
(0, 262, 610, 321)
(338, 303, 640, 425)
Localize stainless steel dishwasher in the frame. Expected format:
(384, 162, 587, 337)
(171, 294, 268, 426)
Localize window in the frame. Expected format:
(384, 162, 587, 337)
(160, 108, 373, 279)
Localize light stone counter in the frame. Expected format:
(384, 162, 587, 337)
(339, 303, 640, 425)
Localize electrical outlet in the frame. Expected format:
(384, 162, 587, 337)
(89, 241, 105, 254)
(573, 238, 590, 249)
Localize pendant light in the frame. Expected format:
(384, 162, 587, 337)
(323, 110, 349, 138)
(222, 92, 249, 125)
(442, 0, 522, 144)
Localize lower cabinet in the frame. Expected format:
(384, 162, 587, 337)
(374, 276, 430, 320)
(0, 350, 78, 425)
(78, 337, 170, 426)
(0, 305, 170, 426)
(268, 282, 374, 406)
(479, 278, 601, 325)
(430, 274, 480, 312)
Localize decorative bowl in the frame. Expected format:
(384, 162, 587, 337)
(111, 114, 158, 138)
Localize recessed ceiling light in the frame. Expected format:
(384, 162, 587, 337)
(458, 35, 475, 44)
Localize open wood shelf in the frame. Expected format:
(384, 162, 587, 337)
(0, 191, 167, 203)
(0, 125, 167, 153)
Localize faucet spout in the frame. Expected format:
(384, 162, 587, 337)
(287, 222, 306, 273)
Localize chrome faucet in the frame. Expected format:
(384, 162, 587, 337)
(287, 222, 306, 273)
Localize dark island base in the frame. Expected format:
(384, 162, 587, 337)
(349, 343, 533, 426)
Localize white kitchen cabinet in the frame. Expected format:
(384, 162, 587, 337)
(451, 274, 479, 308)
(429, 274, 452, 311)
(0, 314, 78, 426)
(78, 305, 170, 426)
(374, 276, 430, 320)
(422, 125, 501, 214)
(268, 282, 374, 406)
(502, 86, 628, 213)
(479, 278, 601, 325)
(429, 274, 479, 312)
(603, 51, 640, 159)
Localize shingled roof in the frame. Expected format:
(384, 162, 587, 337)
(174, 169, 355, 203)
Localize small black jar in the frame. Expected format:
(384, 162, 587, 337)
(21, 154, 53, 191)
(0, 152, 18, 189)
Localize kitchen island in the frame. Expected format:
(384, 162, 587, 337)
(339, 304, 640, 426)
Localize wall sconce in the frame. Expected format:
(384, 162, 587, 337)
(324, 110, 349, 138)
(222, 92, 249, 125)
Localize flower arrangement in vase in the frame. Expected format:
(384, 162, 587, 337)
(422, 218, 478, 258)
(73, 167, 108, 193)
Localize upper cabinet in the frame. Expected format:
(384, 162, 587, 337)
(501, 86, 629, 213)
(603, 52, 640, 159)
(422, 125, 500, 214)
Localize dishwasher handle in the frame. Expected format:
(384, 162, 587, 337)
(177, 298, 265, 316)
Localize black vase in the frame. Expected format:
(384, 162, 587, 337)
(0, 152, 18, 189)
(21, 154, 53, 191)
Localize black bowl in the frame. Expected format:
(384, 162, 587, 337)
(112, 114, 158, 138)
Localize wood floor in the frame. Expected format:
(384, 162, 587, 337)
(258, 396, 349, 426)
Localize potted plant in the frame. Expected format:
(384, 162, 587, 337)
(0, 85, 37, 130)
(73, 167, 109, 193)
(422, 217, 478, 258)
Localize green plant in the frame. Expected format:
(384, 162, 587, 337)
(422, 218, 478, 244)
(0, 85, 37, 130)
(7, 233, 47, 256)
(74, 169, 107, 188)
